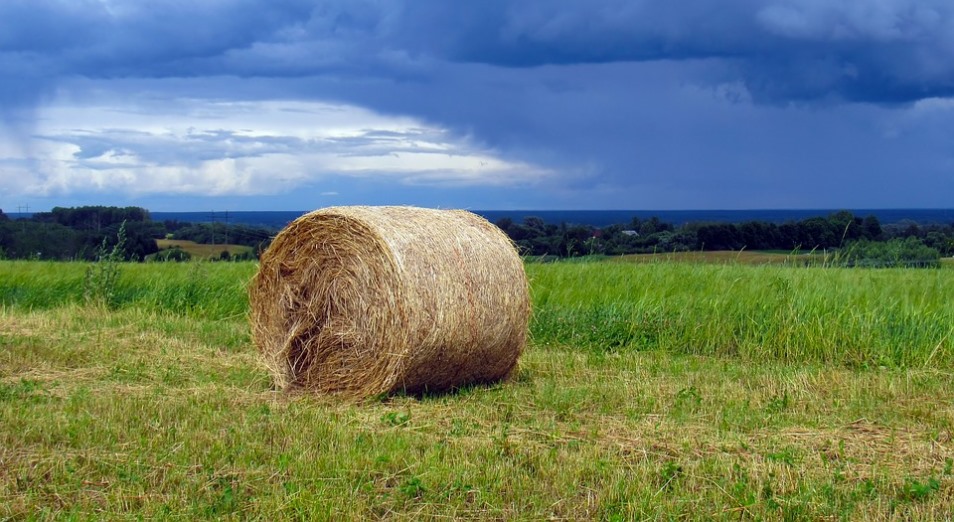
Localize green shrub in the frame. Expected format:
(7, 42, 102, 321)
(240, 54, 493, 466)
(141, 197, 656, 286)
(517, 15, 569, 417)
(839, 238, 940, 268)
(151, 247, 192, 262)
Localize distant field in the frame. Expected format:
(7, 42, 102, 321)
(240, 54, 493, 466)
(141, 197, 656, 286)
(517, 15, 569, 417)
(1, 259, 952, 519)
(612, 250, 814, 265)
(156, 239, 253, 259)
(612, 250, 954, 269)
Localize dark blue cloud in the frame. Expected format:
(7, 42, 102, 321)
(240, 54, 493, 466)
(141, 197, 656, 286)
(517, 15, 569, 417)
(0, 0, 314, 76)
(396, 1, 762, 65)
(389, 1, 954, 103)
(0, 0, 109, 53)
(3, 1, 953, 103)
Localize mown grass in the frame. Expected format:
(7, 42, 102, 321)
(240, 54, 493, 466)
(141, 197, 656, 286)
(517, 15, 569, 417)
(1, 259, 953, 519)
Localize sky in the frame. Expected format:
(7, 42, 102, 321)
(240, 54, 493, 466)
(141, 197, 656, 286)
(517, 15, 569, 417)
(1, 1, 953, 212)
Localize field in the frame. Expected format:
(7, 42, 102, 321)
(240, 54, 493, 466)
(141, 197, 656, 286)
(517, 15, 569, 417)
(155, 239, 253, 259)
(617, 250, 954, 268)
(1, 259, 953, 519)
(612, 250, 816, 265)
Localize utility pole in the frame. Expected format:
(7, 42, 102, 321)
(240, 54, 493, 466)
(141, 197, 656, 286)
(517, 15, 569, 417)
(17, 205, 28, 233)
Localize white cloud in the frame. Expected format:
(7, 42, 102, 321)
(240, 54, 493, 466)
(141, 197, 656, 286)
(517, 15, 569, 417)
(911, 96, 954, 112)
(8, 93, 551, 198)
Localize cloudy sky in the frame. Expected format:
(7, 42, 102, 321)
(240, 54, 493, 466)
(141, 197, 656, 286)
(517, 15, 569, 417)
(1, 0, 953, 212)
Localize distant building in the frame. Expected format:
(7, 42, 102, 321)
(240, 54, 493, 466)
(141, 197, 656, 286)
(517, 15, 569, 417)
(621, 230, 639, 237)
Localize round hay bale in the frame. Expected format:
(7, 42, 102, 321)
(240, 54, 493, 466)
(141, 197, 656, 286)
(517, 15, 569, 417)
(249, 205, 530, 398)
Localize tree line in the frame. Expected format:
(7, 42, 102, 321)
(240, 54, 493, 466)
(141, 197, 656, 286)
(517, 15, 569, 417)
(0, 206, 274, 261)
(1, 206, 951, 267)
(496, 210, 953, 267)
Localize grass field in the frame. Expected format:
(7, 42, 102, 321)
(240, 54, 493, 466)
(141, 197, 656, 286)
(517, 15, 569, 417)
(611, 250, 954, 268)
(613, 250, 817, 265)
(155, 239, 254, 259)
(1, 259, 952, 519)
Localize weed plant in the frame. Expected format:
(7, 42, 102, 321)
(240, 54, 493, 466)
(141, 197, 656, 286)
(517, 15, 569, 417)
(82, 221, 127, 308)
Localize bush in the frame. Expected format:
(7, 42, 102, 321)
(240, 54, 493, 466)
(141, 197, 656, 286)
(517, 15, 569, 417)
(151, 248, 192, 262)
(839, 238, 941, 268)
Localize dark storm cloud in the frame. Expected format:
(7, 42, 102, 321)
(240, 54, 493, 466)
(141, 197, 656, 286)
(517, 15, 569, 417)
(0, 0, 315, 75)
(3, 1, 953, 104)
(393, 0, 954, 103)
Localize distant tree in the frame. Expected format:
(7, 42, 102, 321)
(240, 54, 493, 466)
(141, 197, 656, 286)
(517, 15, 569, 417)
(555, 223, 593, 257)
(171, 222, 274, 249)
(162, 219, 191, 233)
(777, 223, 801, 250)
(505, 223, 531, 242)
(924, 231, 954, 256)
(0, 209, 7, 222)
(861, 215, 883, 240)
(1, 221, 80, 260)
(121, 222, 161, 260)
(903, 222, 922, 238)
(738, 221, 780, 250)
(655, 230, 696, 252)
(36, 206, 151, 231)
(696, 223, 743, 251)
(494, 217, 514, 233)
(827, 211, 863, 245)
(523, 216, 547, 234)
(639, 216, 671, 236)
(0, 221, 12, 256)
(797, 217, 838, 250)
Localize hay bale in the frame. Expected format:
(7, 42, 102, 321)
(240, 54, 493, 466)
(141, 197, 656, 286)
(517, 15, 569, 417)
(249, 205, 530, 398)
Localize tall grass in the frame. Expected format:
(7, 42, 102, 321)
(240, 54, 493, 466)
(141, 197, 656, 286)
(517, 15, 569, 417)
(2, 259, 952, 368)
(529, 261, 954, 368)
(0, 260, 255, 320)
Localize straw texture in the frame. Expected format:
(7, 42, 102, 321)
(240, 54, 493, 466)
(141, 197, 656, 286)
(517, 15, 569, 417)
(249, 206, 530, 398)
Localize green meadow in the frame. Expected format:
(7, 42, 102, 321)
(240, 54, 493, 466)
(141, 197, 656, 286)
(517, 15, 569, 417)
(1, 259, 952, 520)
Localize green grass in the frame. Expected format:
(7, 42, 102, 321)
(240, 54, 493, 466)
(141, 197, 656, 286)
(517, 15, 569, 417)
(528, 262, 954, 368)
(612, 250, 818, 265)
(0, 260, 253, 318)
(1, 259, 953, 519)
